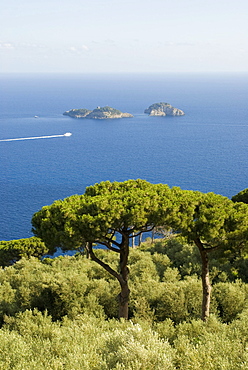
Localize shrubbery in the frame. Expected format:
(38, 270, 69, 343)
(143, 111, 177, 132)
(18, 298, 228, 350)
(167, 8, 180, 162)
(0, 239, 247, 368)
(0, 241, 247, 324)
(0, 310, 248, 369)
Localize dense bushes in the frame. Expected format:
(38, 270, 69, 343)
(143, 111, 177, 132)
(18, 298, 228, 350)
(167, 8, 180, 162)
(0, 239, 247, 368)
(143, 237, 248, 283)
(0, 310, 248, 369)
(0, 241, 247, 324)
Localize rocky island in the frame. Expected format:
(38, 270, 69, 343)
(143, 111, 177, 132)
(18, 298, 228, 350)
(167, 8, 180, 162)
(144, 102, 185, 116)
(63, 106, 133, 119)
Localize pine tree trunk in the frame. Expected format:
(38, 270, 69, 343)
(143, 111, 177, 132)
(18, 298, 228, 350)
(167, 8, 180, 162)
(87, 237, 131, 320)
(200, 249, 211, 321)
(118, 282, 130, 319)
(195, 239, 212, 321)
(118, 233, 130, 319)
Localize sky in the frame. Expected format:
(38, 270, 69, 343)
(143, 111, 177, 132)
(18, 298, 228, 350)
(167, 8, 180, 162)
(1, 0, 248, 74)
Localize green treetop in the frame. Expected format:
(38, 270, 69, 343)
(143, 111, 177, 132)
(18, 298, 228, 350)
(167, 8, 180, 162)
(0, 237, 48, 267)
(232, 188, 248, 204)
(32, 179, 174, 319)
(31, 181, 248, 321)
(170, 189, 248, 321)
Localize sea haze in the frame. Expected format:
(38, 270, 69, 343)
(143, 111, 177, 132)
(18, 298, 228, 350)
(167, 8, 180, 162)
(0, 73, 248, 240)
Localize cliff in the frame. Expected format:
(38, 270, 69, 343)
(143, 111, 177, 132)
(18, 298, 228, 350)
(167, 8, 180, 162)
(63, 106, 133, 119)
(144, 102, 185, 116)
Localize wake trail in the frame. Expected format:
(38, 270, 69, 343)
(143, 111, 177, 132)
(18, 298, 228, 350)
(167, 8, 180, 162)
(0, 133, 72, 142)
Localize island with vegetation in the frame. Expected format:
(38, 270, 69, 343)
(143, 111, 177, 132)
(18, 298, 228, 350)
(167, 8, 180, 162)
(145, 102, 185, 116)
(63, 106, 133, 119)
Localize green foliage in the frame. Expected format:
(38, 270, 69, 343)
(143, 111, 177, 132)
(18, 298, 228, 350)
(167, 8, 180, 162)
(0, 237, 48, 267)
(212, 281, 248, 322)
(150, 277, 203, 323)
(63, 106, 131, 120)
(32, 180, 172, 251)
(0, 256, 107, 322)
(0, 311, 177, 370)
(129, 250, 160, 282)
(0, 244, 247, 325)
(142, 237, 248, 283)
(172, 328, 247, 369)
(143, 238, 202, 277)
(63, 108, 92, 118)
(232, 188, 248, 204)
(171, 190, 248, 248)
(31, 179, 248, 321)
(0, 247, 247, 368)
(0, 309, 248, 369)
(32, 180, 178, 319)
(86, 106, 124, 119)
(92, 106, 122, 114)
(232, 257, 248, 282)
(3, 178, 248, 366)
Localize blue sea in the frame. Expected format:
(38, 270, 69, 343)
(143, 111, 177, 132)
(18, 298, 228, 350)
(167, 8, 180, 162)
(0, 73, 248, 241)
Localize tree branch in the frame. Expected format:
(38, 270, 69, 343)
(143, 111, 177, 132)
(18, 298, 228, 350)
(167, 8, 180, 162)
(87, 243, 124, 285)
(96, 240, 120, 253)
(195, 238, 220, 253)
(133, 225, 155, 237)
(204, 245, 220, 253)
(104, 236, 121, 248)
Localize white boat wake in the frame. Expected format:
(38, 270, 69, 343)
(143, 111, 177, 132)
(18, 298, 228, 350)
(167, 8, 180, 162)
(0, 132, 72, 142)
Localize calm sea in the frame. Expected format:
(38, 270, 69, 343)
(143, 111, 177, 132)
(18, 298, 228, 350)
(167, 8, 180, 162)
(0, 73, 248, 241)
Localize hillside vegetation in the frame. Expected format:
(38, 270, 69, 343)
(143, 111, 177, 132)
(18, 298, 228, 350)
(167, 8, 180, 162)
(0, 238, 247, 369)
(1, 180, 248, 368)
(63, 106, 133, 119)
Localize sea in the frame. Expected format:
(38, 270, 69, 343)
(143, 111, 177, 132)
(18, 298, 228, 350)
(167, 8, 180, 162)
(0, 73, 248, 242)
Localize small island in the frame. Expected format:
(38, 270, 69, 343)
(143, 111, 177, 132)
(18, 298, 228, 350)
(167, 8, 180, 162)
(63, 106, 133, 119)
(144, 102, 185, 116)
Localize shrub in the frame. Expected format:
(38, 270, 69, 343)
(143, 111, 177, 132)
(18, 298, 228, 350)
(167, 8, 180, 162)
(213, 281, 248, 322)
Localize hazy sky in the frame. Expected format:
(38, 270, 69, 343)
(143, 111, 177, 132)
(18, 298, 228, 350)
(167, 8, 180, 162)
(1, 0, 248, 73)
